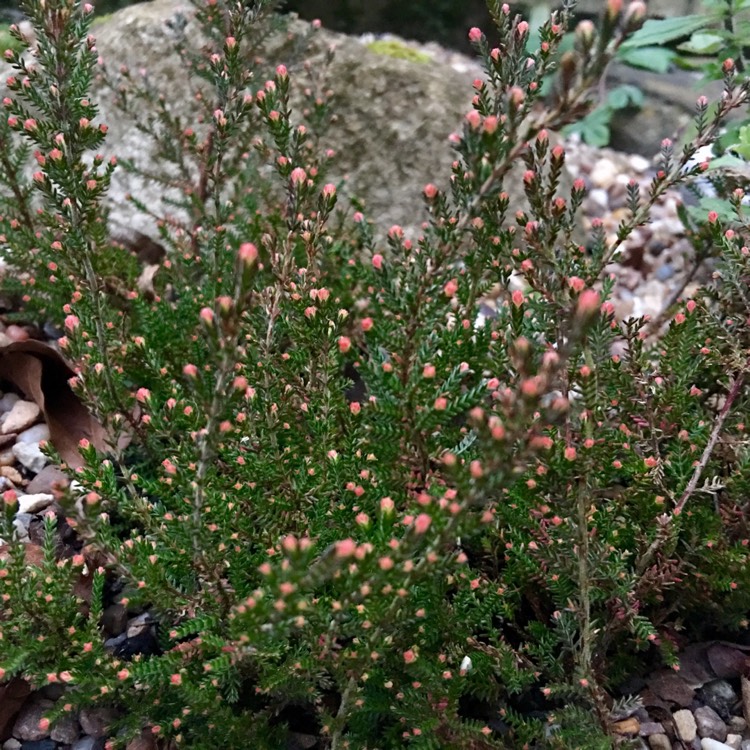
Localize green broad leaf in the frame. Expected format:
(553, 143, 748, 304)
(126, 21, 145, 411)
(688, 196, 736, 220)
(727, 125, 750, 160)
(563, 106, 611, 147)
(620, 15, 710, 49)
(705, 152, 749, 171)
(606, 84, 644, 110)
(616, 45, 675, 72)
(677, 32, 725, 54)
(525, 3, 550, 54)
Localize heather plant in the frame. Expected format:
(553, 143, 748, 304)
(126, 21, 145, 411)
(1, 0, 750, 749)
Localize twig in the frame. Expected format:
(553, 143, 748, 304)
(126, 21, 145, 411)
(674, 366, 746, 516)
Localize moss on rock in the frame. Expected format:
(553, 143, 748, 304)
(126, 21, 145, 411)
(365, 39, 430, 64)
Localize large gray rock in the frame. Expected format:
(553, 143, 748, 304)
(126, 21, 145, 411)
(94, 0, 546, 238)
(1, 1, 567, 240)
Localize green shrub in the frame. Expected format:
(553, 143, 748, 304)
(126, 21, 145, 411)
(1, 0, 750, 748)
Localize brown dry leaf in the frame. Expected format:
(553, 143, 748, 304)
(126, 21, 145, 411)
(0, 677, 32, 741)
(0, 540, 93, 613)
(136, 264, 160, 298)
(0, 542, 44, 567)
(0, 340, 108, 468)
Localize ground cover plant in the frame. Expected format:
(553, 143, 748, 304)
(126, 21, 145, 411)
(1, 0, 750, 747)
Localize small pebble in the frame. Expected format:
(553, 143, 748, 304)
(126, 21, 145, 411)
(13, 442, 48, 473)
(0, 449, 16, 466)
(649, 734, 671, 750)
(674, 709, 698, 742)
(72, 738, 105, 750)
(17, 493, 54, 514)
(1, 400, 40, 435)
(5, 324, 29, 341)
(16, 424, 50, 445)
(0, 393, 20, 413)
(702, 740, 734, 750)
(0, 465, 24, 484)
(590, 158, 618, 187)
(695, 705, 728, 741)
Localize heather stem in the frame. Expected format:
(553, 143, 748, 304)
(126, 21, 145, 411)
(674, 366, 747, 516)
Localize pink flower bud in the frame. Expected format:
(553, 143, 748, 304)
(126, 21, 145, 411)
(465, 110, 481, 130)
(290, 167, 307, 185)
(444, 279, 458, 298)
(509, 87, 525, 106)
(607, 0, 623, 18)
(413, 513, 431, 534)
(372, 254, 383, 270)
(576, 20, 595, 43)
(625, 1, 646, 26)
(338, 336, 352, 354)
(423, 183, 438, 199)
(483, 115, 498, 134)
(576, 289, 600, 317)
(468, 27, 483, 43)
(335, 538, 357, 558)
(199, 307, 214, 325)
(239, 242, 258, 266)
(568, 276, 585, 293)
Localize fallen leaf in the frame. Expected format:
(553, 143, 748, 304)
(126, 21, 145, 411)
(0, 677, 32, 741)
(0, 542, 44, 567)
(136, 264, 160, 298)
(0, 540, 93, 613)
(0, 340, 108, 468)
